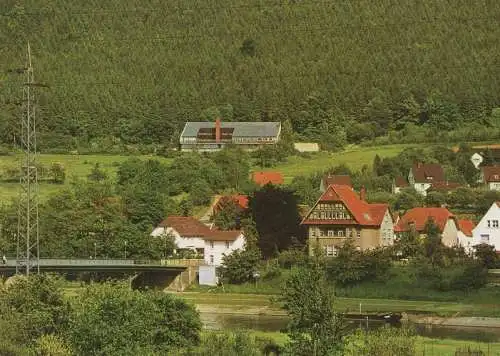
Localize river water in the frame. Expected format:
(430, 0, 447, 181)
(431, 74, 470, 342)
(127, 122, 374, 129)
(200, 312, 500, 343)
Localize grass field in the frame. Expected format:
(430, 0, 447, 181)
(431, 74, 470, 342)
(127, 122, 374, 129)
(0, 154, 172, 203)
(0, 144, 412, 203)
(272, 144, 415, 183)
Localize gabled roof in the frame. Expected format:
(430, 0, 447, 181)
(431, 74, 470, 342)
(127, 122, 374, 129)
(181, 122, 281, 138)
(213, 195, 249, 214)
(159, 216, 211, 237)
(395, 176, 409, 188)
(252, 171, 284, 186)
(458, 219, 475, 237)
(394, 207, 455, 233)
(204, 230, 242, 241)
(411, 163, 445, 183)
(302, 185, 389, 227)
(482, 166, 500, 183)
(323, 174, 352, 188)
(159, 216, 242, 241)
(427, 181, 462, 191)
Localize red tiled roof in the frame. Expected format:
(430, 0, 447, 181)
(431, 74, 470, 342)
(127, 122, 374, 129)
(302, 185, 389, 227)
(412, 163, 445, 183)
(159, 216, 242, 241)
(458, 219, 475, 237)
(482, 166, 500, 183)
(394, 207, 455, 233)
(323, 174, 352, 188)
(213, 195, 249, 214)
(428, 181, 462, 191)
(395, 176, 409, 187)
(252, 171, 284, 186)
(159, 216, 211, 237)
(204, 229, 242, 241)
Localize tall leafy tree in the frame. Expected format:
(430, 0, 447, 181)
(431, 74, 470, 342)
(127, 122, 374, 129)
(281, 263, 345, 356)
(249, 185, 306, 258)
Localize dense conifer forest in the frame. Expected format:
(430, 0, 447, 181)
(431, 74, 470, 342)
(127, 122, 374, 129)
(1, 0, 499, 150)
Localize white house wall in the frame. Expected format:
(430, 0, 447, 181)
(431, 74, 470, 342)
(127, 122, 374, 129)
(441, 219, 459, 247)
(204, 234, 246, 266)
(472, 203, 500, 251)
(414, 182, 431, 196)
(151, 227, 205, 250)
(380, 209, 395, 246)
(489, 182, 500, 191)
(457, 231, 474, 254)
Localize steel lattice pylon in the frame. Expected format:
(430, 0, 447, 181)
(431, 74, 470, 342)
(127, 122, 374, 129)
(16, 43, 39, 275)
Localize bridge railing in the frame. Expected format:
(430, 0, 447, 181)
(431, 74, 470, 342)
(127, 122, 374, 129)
(161, 259, 205, 267)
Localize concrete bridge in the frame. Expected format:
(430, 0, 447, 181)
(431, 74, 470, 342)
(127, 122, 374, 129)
(0, 258, 203, 291)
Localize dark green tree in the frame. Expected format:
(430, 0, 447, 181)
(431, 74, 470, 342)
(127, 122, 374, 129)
(249, 184, 306, 258)
(68, 282, 201, 355)
(281, 263, 345, 356)
(219, 248, 262, 284)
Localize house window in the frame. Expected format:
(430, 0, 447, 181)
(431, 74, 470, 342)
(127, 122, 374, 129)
(325, 245, 336, 257)
(493, 220, 499, 228)
(328, 230, 334, 237)
(357, 230, 361, 238)
(209, 255, 214, 264)
(481, 234, 490, 243)
(225, 241, 230, 248)
(488, 220, 491, 228)
(210, 241, 214, 248)
(337, 230, 344, 237)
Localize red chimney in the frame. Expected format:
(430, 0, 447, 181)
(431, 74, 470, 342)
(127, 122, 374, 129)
(360, 186, 366, 201)
(215, 118, 221, 143)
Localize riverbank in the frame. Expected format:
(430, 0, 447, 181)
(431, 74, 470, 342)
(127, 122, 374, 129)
(239, 331, 500, 356)
(175, 291, 500, 328)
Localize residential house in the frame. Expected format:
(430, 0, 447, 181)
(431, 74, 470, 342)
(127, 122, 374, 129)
(199, 194, 249, 225)
(179, 119, 281, 152)
(479, 166, 500, 191)
(408, 162, 445, 196)
(301, 185, 394, 256)
(392, 176, 409, 194)
(319, 174, 352, 192)
(252, 171, 284, 186)
(471, 201, 500, 252)
(426, 181, 462, 194)
(457, 219, 475, 254)
(470, 147, 500, 169)
(394, 207, 459, 247)
(151, 216, 245, 266)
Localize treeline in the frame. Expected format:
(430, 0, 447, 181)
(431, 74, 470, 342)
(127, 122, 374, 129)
(1, 0, 500, 151)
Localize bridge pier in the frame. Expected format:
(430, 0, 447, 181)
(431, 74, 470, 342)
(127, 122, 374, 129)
(131, 266, 198, 291)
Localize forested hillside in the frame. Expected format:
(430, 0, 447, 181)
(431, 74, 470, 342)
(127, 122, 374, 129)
(1, 0, 499, 151)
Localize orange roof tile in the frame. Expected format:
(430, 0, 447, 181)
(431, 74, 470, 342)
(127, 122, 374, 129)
(395, 207, 455, 233)
(252, 171, 284, 186)
(302, 185, 389, 227)
(395, 176, 409, 187)
(458, 219, 475, 237)
(323, 174, 352, 188)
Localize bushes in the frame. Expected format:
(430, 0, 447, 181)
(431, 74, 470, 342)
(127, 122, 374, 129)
(344, 326, 416, 356)
(326, 240, 392, 286)
(277, 248, 309, 269)
(219, 248, 262, 284)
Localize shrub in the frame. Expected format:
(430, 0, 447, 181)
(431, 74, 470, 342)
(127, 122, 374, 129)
(277, 248, 309, 269)
(219, 248, 262, 284)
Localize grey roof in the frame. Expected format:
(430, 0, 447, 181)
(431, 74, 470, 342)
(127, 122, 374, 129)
(181, 122, 281, 138)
